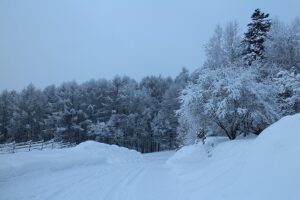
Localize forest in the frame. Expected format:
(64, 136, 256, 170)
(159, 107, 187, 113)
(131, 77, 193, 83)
(0, 9, 299, 152)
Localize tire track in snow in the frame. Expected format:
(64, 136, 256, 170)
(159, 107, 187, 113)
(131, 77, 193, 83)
(102, 164, 145, 200)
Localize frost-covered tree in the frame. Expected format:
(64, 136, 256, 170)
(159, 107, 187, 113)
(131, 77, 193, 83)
(223, 21, 241, 64)
(205, 25, 226, 68)
(205, 22, 242, 69)
(87, 122, 107, 137)
(54, 81, 89, 143)
(177, 66, 279, 144)
(157, 68, 190, 148)
(43, 85, 62, 140)
(0, 90, 16, 143)
(275, 69, 300, 115)
(266, 17, 300, 69)
(13, 84, 47, 142)
(242, 9, 271, 65)
(111, 76, 138, 115)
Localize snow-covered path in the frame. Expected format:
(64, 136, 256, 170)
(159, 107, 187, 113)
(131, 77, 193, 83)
(0, 151, 183, 200)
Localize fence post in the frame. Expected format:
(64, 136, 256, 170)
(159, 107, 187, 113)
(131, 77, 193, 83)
(12, 141, 16, 153)
(41, 139, 44, 150)
(28, 140, 32, 151)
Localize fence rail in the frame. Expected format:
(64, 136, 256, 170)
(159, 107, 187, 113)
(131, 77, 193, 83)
(0, 140, 76, 154)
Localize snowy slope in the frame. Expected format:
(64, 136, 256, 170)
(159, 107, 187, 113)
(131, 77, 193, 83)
(167, 113, 300, 200)
(225, 114, 300, 200)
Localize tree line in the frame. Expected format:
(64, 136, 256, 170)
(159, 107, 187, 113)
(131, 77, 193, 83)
(0, 69, 189, 152)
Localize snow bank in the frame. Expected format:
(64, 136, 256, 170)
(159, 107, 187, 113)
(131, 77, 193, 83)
(167, 136, 254, 188)
(0, 141, 144, 180)
(225, 114, 300, 200)
(167, 113, 300, 200)
(73, 141, 144, 164)
(167, 137, 228, 166)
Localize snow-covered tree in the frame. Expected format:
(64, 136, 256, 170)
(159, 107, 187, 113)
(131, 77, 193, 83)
(177, 65, 279, 144)
(0, 90, 16, 143)
(266, 17, 300, 69)
(275, 69, 300, 115)
(242, 9, 271, 65)
(223, 21, 241, 64)
(2, 85, 47, 142)
(205, 25, 226, 68)
(87, 121, 110, 142)
(205, 22, 242, 69)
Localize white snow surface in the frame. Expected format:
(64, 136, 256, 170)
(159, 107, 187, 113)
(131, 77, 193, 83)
(0, 141, 144, 180)
(167, 113, 300, 200)
(226, 113, 300, 200)
(1, 114, 300, 200)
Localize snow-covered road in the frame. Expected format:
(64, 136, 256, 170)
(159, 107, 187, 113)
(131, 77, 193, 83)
(0, 151, 183, 200)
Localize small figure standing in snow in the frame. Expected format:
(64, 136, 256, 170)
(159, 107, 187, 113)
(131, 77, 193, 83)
(197, 129, 206, 145)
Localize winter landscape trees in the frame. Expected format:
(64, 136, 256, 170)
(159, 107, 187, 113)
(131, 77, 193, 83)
(0, 71, 189, 152)
(0, 9, 299, 151)
(177, 9, 300, 145)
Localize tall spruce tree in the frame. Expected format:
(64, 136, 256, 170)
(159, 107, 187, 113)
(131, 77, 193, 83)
(243, 9, 271, 65)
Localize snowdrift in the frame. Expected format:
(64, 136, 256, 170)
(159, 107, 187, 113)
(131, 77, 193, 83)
(167, 137, 229, 165)
(167, 113, 300, 200)
(226, 114, 300, 200)
(0, 141, 144, 180)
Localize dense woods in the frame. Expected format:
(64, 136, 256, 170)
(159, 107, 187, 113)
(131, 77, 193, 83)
(1, 9, 299, 151)
(0, 70, 189, 152)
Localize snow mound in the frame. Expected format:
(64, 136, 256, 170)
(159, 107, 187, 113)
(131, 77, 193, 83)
(167, 136, 253, 182)
(0, 141, 144, 179)
(225, 113, 300, 200)
(167, 137, 228, 166)
(167, 113, 300, 200)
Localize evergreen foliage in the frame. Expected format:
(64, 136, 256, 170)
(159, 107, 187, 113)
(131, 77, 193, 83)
(242, 9, 272, 65)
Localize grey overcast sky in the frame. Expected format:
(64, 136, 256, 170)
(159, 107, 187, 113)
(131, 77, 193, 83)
(0, 0, 299, 91)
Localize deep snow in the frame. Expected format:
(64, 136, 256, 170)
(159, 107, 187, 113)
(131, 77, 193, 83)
(167, 113, 300, 200)
(0, 114, 300, 200)
(0, 142, 181, 200)
(0, 141, 144, 180)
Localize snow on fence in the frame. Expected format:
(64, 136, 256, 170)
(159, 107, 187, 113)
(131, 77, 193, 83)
(0, 140, 76, 154)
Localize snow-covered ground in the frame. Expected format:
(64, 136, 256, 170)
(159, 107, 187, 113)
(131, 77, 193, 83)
(167, 113, 300, 200)
(1, 114, 300, 200)
(0, 142, 181, 200)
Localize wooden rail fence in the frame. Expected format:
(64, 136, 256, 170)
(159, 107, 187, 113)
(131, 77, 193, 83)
(0, 140, 76, 154)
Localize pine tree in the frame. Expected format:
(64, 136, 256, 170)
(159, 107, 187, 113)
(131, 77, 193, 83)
(0, 90, 16, 143)
(243, 9, 271, 65)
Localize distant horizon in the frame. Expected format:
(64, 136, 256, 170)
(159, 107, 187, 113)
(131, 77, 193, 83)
(1, 0, 299, 91)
